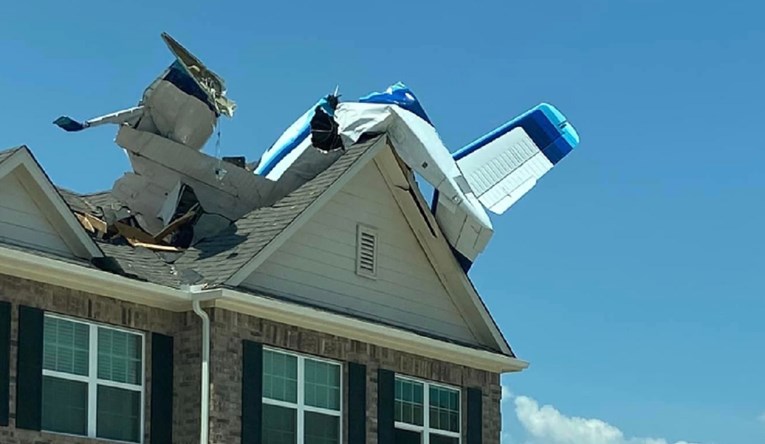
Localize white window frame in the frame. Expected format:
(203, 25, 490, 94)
(262, 347, 343, 444)
(42, 313, 145, 444)
(394, 375, 462, 444)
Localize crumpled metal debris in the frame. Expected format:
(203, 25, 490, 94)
(54, 33, 252, 249)
(160, 33, 236, 118)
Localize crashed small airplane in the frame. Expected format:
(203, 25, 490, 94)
(54, 33, 579, 267)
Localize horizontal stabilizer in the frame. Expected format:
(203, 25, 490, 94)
(53, 116, 87, 132)
(53, 106, 145, 133)
(453, 103, 579, 214)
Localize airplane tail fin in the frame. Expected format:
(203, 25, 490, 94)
(453, 103, 580, 214)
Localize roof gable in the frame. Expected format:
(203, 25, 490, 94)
(173, 135, 388, 285)
(222, 139, 513, 355)
(0, 147, 102, 259)
(373, 146, 514, 355)
(239, 157, 484, 347)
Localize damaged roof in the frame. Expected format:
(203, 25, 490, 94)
(50, 136, 383, 288)
(173, 136, 378, 285)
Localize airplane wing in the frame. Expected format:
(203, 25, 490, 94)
(452, 103, 580, 214)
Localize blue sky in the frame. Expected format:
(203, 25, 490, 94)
(2, 1, 763, 443)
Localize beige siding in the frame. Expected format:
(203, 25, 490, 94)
(0, 172, 72, 256)
(242, 162, 479, 345)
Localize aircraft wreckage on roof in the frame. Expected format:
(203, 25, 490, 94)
(54, 33, 580, 270)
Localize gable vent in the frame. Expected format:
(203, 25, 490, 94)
(356, 225, 378, 279)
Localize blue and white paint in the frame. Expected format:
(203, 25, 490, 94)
(254, 83, 429, 179)
(452, 103, 580, 214)
(255, 84, 580, 262)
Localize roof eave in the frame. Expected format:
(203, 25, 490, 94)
(210, 287, 528, 373)
(0, 244, 526, 373)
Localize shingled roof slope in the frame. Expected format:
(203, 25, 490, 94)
(54, 136, 383, 288)
(173, 135, 382, 286)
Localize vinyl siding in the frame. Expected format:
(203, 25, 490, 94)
(242, 162, 479, 345)
(0, 172, 72, 257)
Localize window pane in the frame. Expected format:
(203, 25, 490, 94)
(430, 434, 459, 444)
(394, 428, 422, 444)
(98, 327, 142, 385)
(43, 317, 89, 376)
(263, 404, 297, 444)
(304, 358, 341, 410)
(97, 385, 142, 443)
(395, 378, 423, 426)
(42, 376, 87, 436)
(429, 386, 460, 432)
(304, 411, 340, 444)
(263, 350, 297, 403)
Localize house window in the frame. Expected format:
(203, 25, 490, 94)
(262, 348, 342, 444)
(42, 314, 144, 443)
(395, 376, 461, 444)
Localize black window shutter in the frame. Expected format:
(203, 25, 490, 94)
(347, 362, 366, 444)
(150, 333, 174, 443)
(16, 305, 43, 430)
(241, 340, 263, 444)
(377, 368, 395, 444)
(0, 301, 10, 426)
(466, 387, 483, 444)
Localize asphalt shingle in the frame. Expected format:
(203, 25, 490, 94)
(57, 188, 98, 214)
(96, 241, 182, 287)
(54, 136, 382, 288)
(173, 135, 382, 285)
(81, 191, 125, 210)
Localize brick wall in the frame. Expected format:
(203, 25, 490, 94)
(0, 273, 198, 444)
(208, 307, 502, 444)
(0, 274, 503, 443)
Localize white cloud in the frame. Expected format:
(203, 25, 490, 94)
(757, 411, 765, 423)
(512, 395, 699, 444)
(502, 385, 513, 403)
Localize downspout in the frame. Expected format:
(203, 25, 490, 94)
(191, 298, 210, 444)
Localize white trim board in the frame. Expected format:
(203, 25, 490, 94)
(0, 244, 526, 373)
(211, 288, 528, 373)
